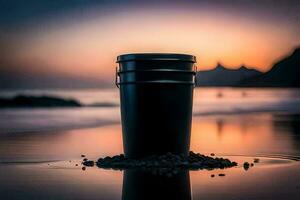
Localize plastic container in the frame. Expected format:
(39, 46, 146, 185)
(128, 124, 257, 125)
(116, 53, 196, 158)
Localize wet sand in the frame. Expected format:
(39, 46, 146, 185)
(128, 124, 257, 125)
(0, 113, 300, 200)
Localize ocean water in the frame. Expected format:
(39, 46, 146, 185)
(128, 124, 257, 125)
(1, 88, 300, 133)
(0, 88, 300, 200)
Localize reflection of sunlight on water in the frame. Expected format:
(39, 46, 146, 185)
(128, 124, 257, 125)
(0, 125, 123, 161)
(1, 113, 299, 161)
(1, 112, 300, 199)
(191, 114, 296, 155)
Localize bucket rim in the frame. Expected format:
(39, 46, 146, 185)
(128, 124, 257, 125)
(117, 53, 196, 63)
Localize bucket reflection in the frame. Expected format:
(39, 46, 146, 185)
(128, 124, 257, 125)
(122, 169, 191, 200)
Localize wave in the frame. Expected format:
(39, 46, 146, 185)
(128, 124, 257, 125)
(194, 107, 300, 116)
(193, 100, 300, 116)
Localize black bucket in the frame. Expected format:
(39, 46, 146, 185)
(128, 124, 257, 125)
(116, 53, 197, 158)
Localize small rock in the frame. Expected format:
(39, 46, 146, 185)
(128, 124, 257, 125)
(83, 160, 95, 167)
(92, 152, 237, 173)
(254, 158, 260, 163)
(104, 156, 112, 160)
(83, 158, 88, 161)
(82, 167, 86, 171)
(75, 164, 78, 166)
(218, 173, 225, 177)
(81, 155, 86, 158)
(210, 153, 215, 156)
(243, 162, 250, 170)
(119, 154, 125, 159)
(250, 163, 254, 167)
(211, 174, 215, 178)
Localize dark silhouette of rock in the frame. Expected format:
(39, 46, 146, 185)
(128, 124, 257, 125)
(240, 47, 300, 87)
(0, 95, 81, 108)
(196, 63, 263, 86)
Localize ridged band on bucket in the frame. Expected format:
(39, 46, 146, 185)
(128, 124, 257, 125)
(117, 53, 196, 63)
(116, 53, 197, 87)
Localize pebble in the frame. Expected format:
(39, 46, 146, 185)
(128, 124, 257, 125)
(83, 151, 237, 173)
(254, 158, 260, 163)
(211, 174, 215, 178)
(210, 153, 215, 156)
(83, 160, 95, 167)
(82, 167, 86, 171)
(81, 155, 86, 158)
(218, 173, 226, 177)
(243, 162, 250, 170)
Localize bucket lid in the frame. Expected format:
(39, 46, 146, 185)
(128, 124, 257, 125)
(117, 53, 196, 63)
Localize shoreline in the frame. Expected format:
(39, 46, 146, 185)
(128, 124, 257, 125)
(0, 120, 118, 135)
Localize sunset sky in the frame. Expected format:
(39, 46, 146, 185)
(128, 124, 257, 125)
(0, 0, 300, 88)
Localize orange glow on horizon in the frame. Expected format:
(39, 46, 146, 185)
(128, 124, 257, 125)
(4, 7, 300, 80)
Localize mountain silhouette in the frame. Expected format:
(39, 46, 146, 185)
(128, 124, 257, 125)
(196, 63, 262, 86)
(240, 47, 300, 87)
